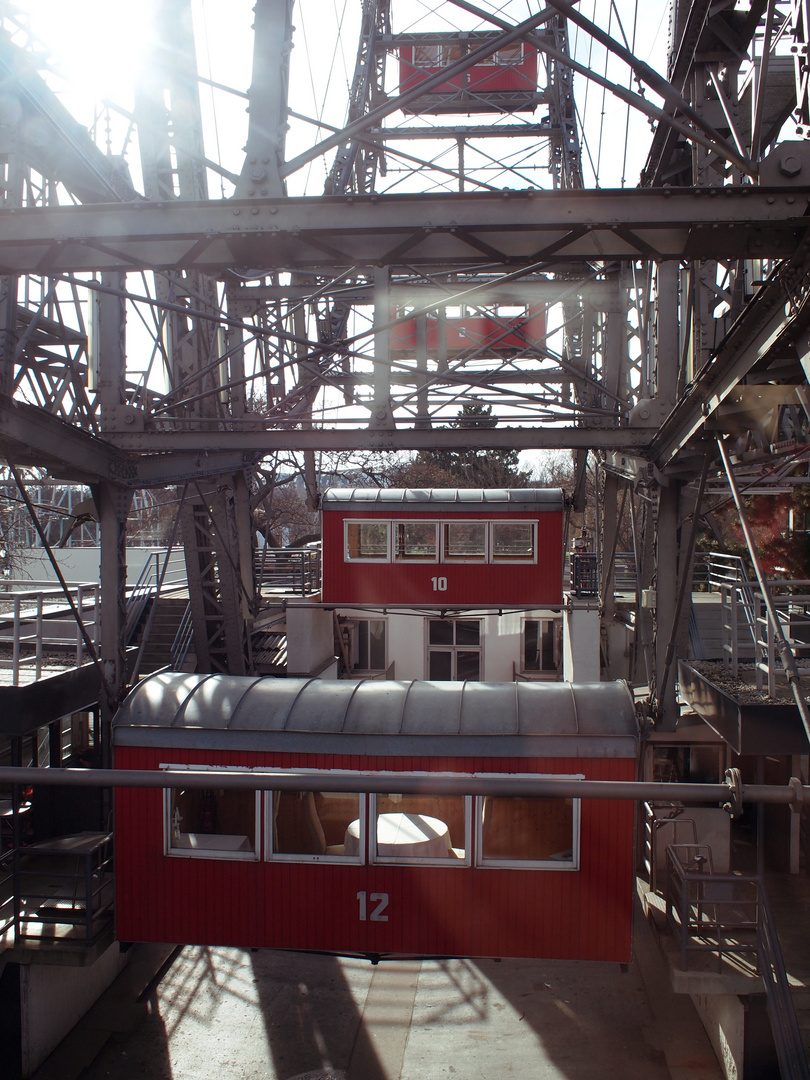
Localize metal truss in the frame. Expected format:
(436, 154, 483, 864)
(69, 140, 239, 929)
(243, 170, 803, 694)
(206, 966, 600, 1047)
(0, 0, 809, 730)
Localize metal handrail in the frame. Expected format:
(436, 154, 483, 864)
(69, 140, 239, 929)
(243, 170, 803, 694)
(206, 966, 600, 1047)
(665, 845, 809, 1080)
(0, 583, 99, 682)
(255, 546, 321, 596)
(665, 844, 759, 971)
(15, 831, 114, 945)
(753, 588, 810, 696)
(170, 602, 194, 670)
(125, 549, 188, 643)
(705, 553, 759, 661)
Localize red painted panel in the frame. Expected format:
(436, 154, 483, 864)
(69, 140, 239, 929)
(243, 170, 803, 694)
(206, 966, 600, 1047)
(390, 309, 546, 356)
(115, 747, 634, 961)
(398, 47, 538, 101)
(321, 509, 563, 606)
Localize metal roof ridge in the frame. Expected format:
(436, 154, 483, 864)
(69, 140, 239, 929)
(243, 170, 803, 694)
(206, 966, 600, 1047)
(227, 675, 265, 730)
(172, 673, 218, 727)
(283, 676, 319, 730)
(400, 678, 417, 732)
(569, 682, 580, 736)
(341, 678, 366, 732)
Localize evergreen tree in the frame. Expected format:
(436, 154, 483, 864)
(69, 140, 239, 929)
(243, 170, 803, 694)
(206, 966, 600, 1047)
(389, 402, 532, 488)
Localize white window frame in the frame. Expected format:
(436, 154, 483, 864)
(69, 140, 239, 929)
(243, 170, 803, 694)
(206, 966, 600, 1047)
(265, 779, 365, 865)
(473, 776, 582, 870)
(426, 617, 482, 681)
(441, 519, 488, 562)
(521, 616, 562, 678)
(368, 791, 472, 866)
(490, 520, 537, 563)
(393, 520, 439, 563)
(479, 42, 525, 67)
(347, 616, 387, 673)
(345, 519, 390, 562)
(162, 764, 260, 862)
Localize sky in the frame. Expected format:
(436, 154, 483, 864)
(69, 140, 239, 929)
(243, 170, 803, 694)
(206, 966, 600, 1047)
(3, 0, 670, 193)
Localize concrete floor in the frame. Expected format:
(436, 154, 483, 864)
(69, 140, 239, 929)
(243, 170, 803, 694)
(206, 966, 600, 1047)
(32, 902, 723, 1080)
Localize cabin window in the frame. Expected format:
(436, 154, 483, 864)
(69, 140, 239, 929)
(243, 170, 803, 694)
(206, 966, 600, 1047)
(346, 520, 389, 560)
(523, 618, 561, 677)
(491, 521, 536, 561)
(395, 521, 438, 561)
(443, 521, 487, 561)
(475, 791, 580, 869)
(163, 767, 259, 861)
(369, 793, 471, 864)
(427, 618, 481, 680)
(267, 789, 364, 863)
(412, 42, 464, 67)
(413, 42, 442, 67)
(480, 42, 524, 66)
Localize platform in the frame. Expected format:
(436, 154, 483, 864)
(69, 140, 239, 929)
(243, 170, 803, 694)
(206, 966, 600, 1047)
(29, 897, 724, 1080)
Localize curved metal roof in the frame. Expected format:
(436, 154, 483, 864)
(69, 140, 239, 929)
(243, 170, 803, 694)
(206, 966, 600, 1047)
(113, 673, 638, 759)
(320, 488, 563, 512)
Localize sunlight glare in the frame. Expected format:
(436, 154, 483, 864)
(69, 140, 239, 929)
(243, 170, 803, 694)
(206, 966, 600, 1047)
(13, 0, 153, 113)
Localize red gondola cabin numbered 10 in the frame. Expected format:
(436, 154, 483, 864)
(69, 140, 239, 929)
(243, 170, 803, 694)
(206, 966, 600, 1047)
(320, 487, 564, 608)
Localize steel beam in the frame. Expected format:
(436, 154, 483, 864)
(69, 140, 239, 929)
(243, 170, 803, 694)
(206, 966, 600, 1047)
(106, 424, 658, 454)
(651, 251, 810, 467)
(0, 188, 806, 275)
(0, 395, 132, 482)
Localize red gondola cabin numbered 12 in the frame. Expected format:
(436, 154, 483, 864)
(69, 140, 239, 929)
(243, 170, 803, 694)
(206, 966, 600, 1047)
(113, 673, 639, 963)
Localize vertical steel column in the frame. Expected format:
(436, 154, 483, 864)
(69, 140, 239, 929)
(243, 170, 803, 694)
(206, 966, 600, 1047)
(655, 482, 681, 730)
(96, 274, 127, 430)
(370, 266, 393, 428)
(415, 314, 430, 429)
(655, 261, 679, 411)
(600, 471, 620, 625)
(92, 481, 133, 769)
(235, 0, 294, 199)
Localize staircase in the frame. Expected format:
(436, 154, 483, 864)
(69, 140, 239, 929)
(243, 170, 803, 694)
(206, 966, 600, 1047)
(136, 596, 193, 674)
(764, 871, 810, 1063)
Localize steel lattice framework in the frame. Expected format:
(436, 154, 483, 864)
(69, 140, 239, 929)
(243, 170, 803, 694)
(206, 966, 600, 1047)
(1, 0, 809, 737)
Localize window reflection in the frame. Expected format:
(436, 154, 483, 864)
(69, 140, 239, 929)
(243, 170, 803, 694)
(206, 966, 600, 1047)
(373, 793, 468, 861)
(168, 786, 257, 857)
(271, 790, 360, 859)
(478, 795, 576, 866)
(346, 521, 389, 559)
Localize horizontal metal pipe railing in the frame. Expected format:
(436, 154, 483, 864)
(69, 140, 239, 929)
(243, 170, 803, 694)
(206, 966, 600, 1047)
(0, 767, 807, 807)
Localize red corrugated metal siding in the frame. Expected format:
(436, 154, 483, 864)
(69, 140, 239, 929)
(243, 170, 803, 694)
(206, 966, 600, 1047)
(321, 509, 563, 606)
(115, 747, 634, 960)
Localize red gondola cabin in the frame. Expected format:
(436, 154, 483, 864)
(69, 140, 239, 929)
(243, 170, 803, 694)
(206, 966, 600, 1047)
(114, 673, 639, 962)
(397, 33, 540, 114)
(320, 487, 564, 607)
(389, 305, 546, 358)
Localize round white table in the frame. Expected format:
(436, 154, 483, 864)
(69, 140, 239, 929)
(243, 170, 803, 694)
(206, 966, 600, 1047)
(344, 812, 450, 858)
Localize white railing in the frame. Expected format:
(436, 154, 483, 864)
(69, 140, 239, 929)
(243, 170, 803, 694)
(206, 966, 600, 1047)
(753, 585, 810, 697)
(0, 583, 99, 683)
